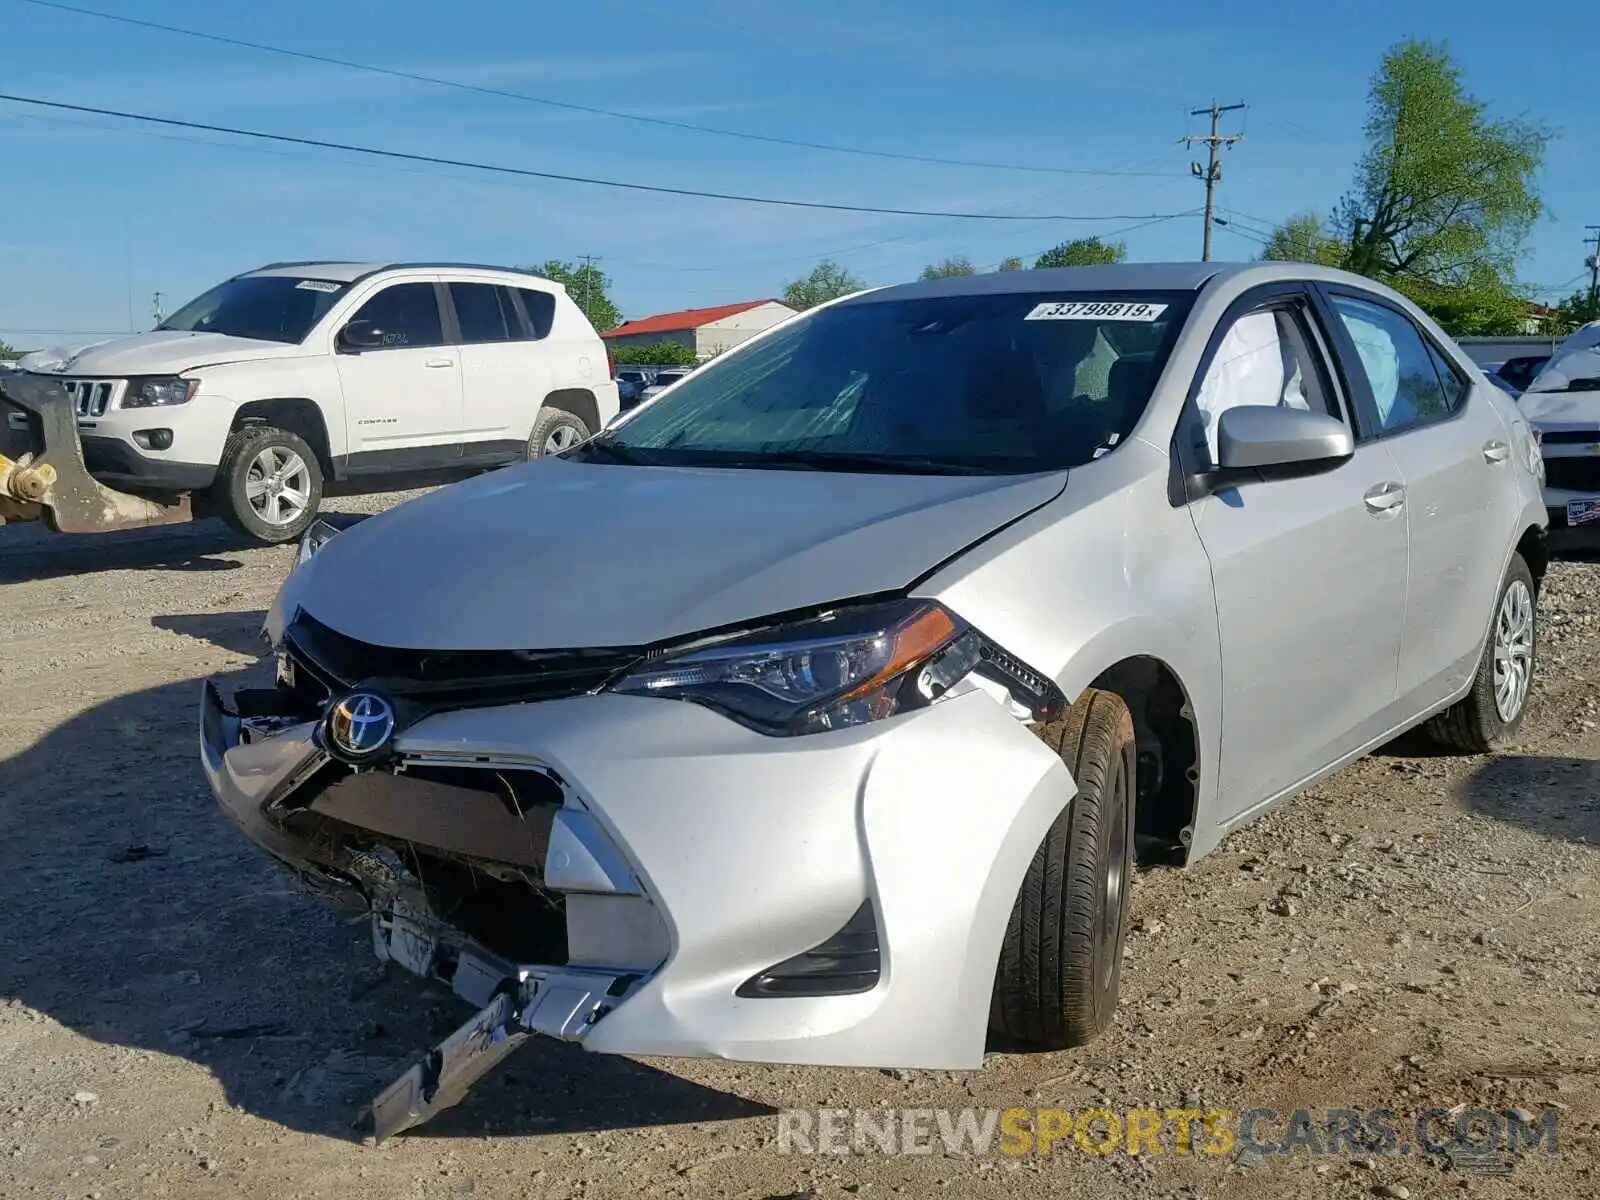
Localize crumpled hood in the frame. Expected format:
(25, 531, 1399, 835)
(293, 457, 1066, 649)
(17, 330, 308, 376)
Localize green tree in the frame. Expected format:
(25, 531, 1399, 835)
(0, 340, 16, 361)
(1034, 237, 1126, 268)
(1337, 40, 1548, 290)
(783, 259, 866, 310)
(610, 341, 698, 367)
(920, 255, 977, 279)
(1553, 289, 1600, 334)
(525, 260, 622, 331)
(997, 257, 1025, 272)
(1260, 212, 1345, 266)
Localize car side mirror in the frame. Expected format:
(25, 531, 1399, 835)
(1215, 405, 1354, 472)
(338, 320, 385, 353)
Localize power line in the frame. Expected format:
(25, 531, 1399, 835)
(1183, 101, 1245, 262)
(0, 91, 1196, 224)
(17, 0, 1185, 180)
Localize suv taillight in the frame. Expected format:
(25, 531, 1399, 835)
(605, 346, 616, 379)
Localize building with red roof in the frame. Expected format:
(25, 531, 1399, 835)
(601, 299, 797, 361)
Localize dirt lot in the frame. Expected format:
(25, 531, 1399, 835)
(1, 494, 1597, 1200)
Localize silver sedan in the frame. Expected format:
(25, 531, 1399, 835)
(202, 262, 1547, 1138)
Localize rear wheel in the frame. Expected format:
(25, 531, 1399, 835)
(1426, 554, 1537, 752)
(991, 688, 1136, 1050)
(213, 425, 323, 544)
(526, 407, 590, 459)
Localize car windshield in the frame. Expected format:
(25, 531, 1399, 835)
(579, 290, 1192, 474)
(158, 275, 351, 344)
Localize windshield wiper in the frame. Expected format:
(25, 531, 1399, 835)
(727, 449, 994, 475)
(573, 435, 653, 465)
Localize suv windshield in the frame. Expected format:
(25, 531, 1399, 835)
(159, 275, 351, 344)
(579, 290, 1192, 474)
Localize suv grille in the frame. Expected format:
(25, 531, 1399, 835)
(1544, 458, 1600, 493)
(58, 378, 122, 418)
(282, 611, 644, 707)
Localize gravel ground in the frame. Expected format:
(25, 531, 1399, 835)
(1, 494, 1596, 1200)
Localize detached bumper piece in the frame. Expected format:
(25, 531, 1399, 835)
(363, 899, 637, 1142)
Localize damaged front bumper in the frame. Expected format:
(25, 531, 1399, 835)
(200, 681, 657, 1139)
(201, 646, 1078, 1136)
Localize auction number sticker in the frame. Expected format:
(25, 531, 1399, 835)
(295, 280, 342, 293)
(1025, 300, 1168, 322)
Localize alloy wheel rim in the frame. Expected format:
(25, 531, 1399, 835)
(1492, 579, 1534, 723)
(543, 425, 581, 454)
(245, 446, 311, 527)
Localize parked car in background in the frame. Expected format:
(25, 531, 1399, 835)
(1490, 354, 1551, 399)
(1518, 321, 1600, 530)
(640, 367, 690, 401)
(204, 262, 1546, 1140)
(6, 262, 620, 542)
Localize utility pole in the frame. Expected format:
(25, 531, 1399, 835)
(1184, 101, 1246, 262)
(151, 291, 164, 326)
(577, 254, 600, 322)
(1585, 226, 1600, 313)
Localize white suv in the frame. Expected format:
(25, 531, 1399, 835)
(14, 262, 620, 541)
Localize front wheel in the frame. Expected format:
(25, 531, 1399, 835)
(213, 425, 324, 544)
(991, 688, 1136, 1050)
(526, 407, 590, 459)
(1425, 553, 1537, 753)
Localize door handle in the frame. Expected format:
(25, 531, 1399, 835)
(425, 357, 454, 369)
(1363, 481, 1406, 514)
(1483, 439, 1510, 463)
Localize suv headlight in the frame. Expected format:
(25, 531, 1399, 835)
(122, 376, 199, 408)
(610, 599, 1064, 736)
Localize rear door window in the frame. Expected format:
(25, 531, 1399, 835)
(1327, 294, 1459, 435)
(449, 283, 513, 343)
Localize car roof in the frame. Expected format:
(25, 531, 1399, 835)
(838, 261, 1400, 305)
(241, 261, 560, 287)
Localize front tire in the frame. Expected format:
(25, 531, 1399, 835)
(991, 688, 1137, 1050)
(213, 425, 323, 544)
(526, 407, 590, 459)
(1426, 553, 1537, 753)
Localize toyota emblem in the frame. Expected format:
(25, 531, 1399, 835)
(324, 692, 396, 760)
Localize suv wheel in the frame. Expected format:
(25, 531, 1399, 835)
(991, 687, 1136, 1050)
(527, 407, 590, 459)
(213, 425, 324, 544)
(1426, 553, 1537, 752)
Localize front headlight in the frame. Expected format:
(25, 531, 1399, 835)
(610, 600, 1063, 736)
(297, 517, 341, 565)
(121, 376, 199, 408)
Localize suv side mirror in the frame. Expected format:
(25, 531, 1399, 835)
(338, 320, 385, 353)
(1215, 405, 1353, 471)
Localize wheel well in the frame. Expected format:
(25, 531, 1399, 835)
(232, 399, 333, 476)
(1516, 525, 1548, 592)
(1087, 658, 1198, 867)
(542, 388, 600, 434)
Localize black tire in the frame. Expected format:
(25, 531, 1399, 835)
(992, 688, 1137, 1050)
(212, 424, 324, 544)
(526, 407, 590, 459)
(1425, 554, 1537, 753)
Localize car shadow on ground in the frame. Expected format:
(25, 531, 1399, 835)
(0, 664, 771, 1142)
(1457, 754, 1600, 843)
(151, 611, 273, 658)
(0, 513, 372, 585)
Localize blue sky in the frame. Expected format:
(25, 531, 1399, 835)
(0, 0, 1594, 345)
